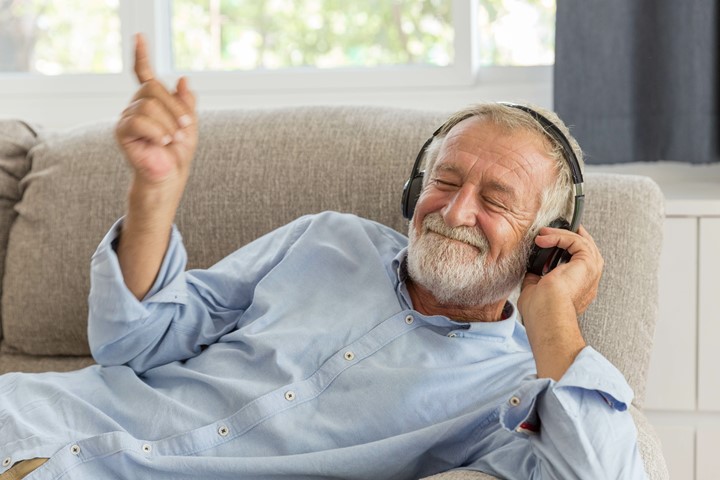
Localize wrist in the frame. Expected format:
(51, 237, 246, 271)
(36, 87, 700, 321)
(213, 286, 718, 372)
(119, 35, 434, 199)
(126, 175, 185, 226)
(522, 299, 586, 381)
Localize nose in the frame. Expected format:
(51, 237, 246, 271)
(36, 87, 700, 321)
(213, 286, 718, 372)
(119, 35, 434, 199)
(442, 184, 479, 228)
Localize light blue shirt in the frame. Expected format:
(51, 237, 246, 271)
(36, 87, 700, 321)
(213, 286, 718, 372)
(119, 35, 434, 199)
(0, 211, 645, 479)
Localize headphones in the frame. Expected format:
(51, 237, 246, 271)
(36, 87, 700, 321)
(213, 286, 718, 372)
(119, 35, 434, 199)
(401, 102, 585, 276)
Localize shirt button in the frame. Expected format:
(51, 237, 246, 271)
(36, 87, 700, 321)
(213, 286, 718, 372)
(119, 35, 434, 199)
(447, 332, 457, 338)
(508, 396, 521, 407)
(2, 457, 11, 467)
(405, 315, 414, 325)
(343, 351, 355, 361)
(218, 425, 229, 436)
(284, 391, 296, 401)
(70, 444, 81, 455)
(142, 443, 152, 453)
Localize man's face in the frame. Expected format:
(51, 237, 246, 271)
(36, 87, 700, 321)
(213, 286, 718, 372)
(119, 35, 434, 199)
(406, 117, 555, 307)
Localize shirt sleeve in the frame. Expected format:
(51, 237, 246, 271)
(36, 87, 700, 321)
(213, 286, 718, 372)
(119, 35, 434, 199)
(87, 216, 310, 374)
(467, 346, 647, 479)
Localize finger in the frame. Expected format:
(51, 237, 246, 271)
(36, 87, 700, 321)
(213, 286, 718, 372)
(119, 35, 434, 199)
(117, 113, 173, 147)
(521, 272, 541, 290)
(124, 97, 183, 143)
(534, 227, 593, 257)
(134, 33, 155, 84)
(134, 80, 192, 132)
(175, 77, 196, 115)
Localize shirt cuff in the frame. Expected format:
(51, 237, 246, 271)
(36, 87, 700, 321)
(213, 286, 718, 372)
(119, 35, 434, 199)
(94, 217, 189, 305)
(499, 346, 634, 434)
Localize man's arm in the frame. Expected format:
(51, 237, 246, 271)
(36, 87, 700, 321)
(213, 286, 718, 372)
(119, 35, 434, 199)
(518, 225, 603, 380)
(114, 33, 197, 300)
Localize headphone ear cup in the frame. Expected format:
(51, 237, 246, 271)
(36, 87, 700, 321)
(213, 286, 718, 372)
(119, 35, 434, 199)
(402, 172, 424, 220)
(526, 218, 571, 276)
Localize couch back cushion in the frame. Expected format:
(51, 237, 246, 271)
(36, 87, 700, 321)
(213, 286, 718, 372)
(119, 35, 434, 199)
(0, 107, 446, 357)
(0, 107, 663, 407)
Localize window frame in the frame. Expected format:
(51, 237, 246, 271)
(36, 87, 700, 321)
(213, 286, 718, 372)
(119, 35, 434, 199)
(0, 0, 551, 98)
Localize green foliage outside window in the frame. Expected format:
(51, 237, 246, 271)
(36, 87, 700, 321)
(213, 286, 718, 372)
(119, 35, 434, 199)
(0, 0, 554, 74)
(171, 0, 454, 71)
(0, 0, 120, 74)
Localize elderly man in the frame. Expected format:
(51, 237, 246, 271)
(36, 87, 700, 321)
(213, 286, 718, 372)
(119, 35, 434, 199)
(0, 36, 645, 480)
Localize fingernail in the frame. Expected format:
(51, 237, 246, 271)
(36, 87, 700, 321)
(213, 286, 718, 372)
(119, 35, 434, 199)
(179, 115, 192, 128)
(162, 135, 172, 146)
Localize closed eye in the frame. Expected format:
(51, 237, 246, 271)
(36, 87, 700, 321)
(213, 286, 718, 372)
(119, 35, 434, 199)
(433, 179, 460, 190)
(484, 197, 507, 210)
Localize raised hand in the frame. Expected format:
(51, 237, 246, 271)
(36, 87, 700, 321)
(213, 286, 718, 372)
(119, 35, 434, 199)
(114, 34, 199, 300)
(115, 34, 197, 187)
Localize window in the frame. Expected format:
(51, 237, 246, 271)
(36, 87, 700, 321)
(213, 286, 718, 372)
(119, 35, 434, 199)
(0, 0, 121, 74)
(477, 0, 555, 66)
(171, 0, 454, 71)
(168, 0, 555, 72)
(0, 0, 554, 92)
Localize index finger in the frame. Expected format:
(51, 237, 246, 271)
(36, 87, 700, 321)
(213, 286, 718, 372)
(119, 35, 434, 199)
(535, 225, 590, 256)
(133, 33, 155, 84)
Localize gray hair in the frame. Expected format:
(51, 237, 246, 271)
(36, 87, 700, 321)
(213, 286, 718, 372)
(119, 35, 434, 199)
(421, 103, 584, 235)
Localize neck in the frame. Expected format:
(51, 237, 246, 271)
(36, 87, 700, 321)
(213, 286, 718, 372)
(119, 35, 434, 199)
(406, 279, 507, 322)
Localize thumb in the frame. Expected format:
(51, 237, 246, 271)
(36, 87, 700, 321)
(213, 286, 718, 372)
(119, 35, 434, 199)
(521, 272, 541, 291)
(175, 77, 196, 111)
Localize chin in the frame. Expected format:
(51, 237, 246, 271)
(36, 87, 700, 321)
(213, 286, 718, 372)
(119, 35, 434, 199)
(407, 219, 531, 309)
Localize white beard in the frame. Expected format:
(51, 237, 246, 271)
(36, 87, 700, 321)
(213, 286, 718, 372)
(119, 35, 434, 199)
(406, 213, 532, 307)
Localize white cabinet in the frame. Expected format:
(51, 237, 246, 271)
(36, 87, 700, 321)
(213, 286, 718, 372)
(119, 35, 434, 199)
(698, 218, 720, 411)
(646, 218, 697, 411)
(589, 162, 720, 480)
(645, 216, 720, 480)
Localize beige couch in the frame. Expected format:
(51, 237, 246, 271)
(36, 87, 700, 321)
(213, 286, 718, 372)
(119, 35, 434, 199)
(0, 106, 668, 479)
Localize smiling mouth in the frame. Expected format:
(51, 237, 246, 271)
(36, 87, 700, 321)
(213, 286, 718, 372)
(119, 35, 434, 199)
(427, 230, 481, 251)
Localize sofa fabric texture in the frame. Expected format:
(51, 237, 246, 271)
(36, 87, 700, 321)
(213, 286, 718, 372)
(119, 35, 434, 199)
(0, 107, 667, 479)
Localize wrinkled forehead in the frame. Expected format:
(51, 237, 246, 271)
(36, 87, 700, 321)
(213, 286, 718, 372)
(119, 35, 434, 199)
(435, 117, 555, 173)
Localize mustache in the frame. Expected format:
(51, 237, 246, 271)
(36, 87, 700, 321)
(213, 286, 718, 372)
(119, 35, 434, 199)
(421, 214, 488, 250)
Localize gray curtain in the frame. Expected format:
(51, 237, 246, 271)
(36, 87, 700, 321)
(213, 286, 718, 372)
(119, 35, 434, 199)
(554, 0, 718, 164)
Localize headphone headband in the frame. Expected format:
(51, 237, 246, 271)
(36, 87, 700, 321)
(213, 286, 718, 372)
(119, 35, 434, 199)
(401, 102, 584, 230)
(400, 102, 586, 276)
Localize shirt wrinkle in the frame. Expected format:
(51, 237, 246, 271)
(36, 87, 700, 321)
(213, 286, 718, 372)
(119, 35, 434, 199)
(0, 211, 645, 480)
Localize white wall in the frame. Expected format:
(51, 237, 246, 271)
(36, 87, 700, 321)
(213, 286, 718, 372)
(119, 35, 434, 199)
(0, 67, 553, 129)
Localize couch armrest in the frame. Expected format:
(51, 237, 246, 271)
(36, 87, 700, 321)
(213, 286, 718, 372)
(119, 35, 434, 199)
(630, 406, 669, 480)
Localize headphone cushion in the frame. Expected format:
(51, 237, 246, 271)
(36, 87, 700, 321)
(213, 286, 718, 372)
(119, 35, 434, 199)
(526, 218, 571, 276)
(402, 172, 425, 220)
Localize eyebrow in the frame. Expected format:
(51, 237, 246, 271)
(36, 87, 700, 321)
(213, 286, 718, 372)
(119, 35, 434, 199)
(433, 163, 462, 175)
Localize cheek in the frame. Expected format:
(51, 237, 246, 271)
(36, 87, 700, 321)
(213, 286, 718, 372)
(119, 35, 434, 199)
(477, 216, 522, 259)
(413, 191, 447, 226)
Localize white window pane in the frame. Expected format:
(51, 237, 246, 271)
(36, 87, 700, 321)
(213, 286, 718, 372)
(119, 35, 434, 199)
(478, 0, 555, 66)
(171, 0, 454, 71)
(0, 0, 121, 74)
